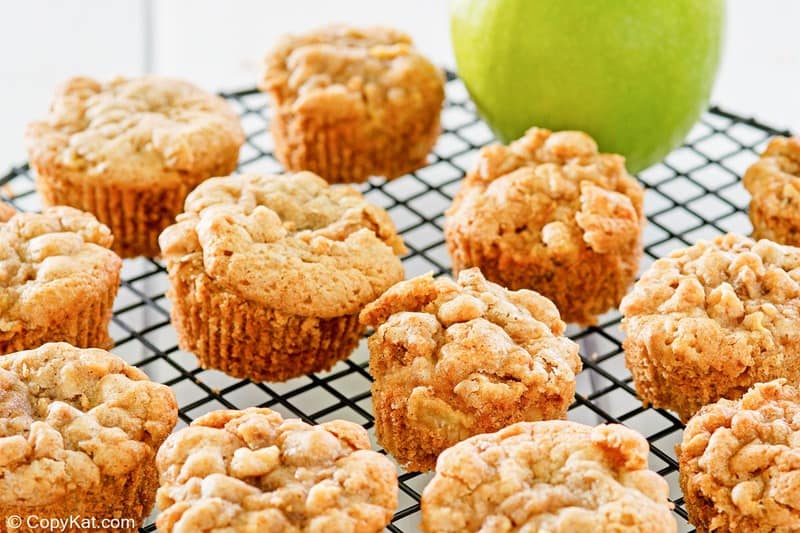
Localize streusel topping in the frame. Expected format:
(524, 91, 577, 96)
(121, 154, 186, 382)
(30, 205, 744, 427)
(0, 343, 177, 504)
(159, 171, 406, 317)
(679, 379, 800, 530)
(621, 234, 800, 375)
(445, 128, 644, 263)
(156, 408, 397, 532)
(262, 25, 443, 116)
(421, 421, 675, 532)
(26, 76, 244, 184)
(0, 206, 120, 332)
(361, 268, 581, 440)
(743, 136, 800, 206)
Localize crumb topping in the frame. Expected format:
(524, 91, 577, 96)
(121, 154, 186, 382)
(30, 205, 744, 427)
(421, 420, 675, 532)
(621, 234, 800, 378)
(159, 171, 406, 318)
(261, 25, 443, 118)
(155, 408, 397, 533)
(679, 379, 800, 530)
(26, 76, 244, 184)
(445, 128, 644, 264)
(0, 206, 120, 332)
(0, 343, 178, 505)
(744, 136, 800, 208)
(361, 268, 581, 441)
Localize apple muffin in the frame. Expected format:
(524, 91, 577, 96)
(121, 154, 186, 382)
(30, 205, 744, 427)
(159, 171, 406, 382)
(421, 420, 676, 533)
(155, 407, 397, 532)
(360, 268, 581, 472)
(0, 205, 121, 354)
(260, 25, 444, 183)
(621, 233, 800, 421)
(743, 135, 800, 245)
(445, 127, 644, 325)
(26, 76, 244, 258)
(678, 379, 800, 532)
(0, 343, 178, 533)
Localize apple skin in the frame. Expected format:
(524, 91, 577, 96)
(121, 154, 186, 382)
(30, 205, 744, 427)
(450, 0, 725, 173)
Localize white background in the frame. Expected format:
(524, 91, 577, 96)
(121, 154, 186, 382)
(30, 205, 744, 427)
(1, 0, 798, 171)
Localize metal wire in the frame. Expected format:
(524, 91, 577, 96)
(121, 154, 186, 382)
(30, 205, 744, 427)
(0, 72, 792, 532)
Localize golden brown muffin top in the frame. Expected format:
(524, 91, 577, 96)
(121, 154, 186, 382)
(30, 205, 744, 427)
(0, 206, 121, 333)
(421, 420, 676, 533)
(743, 136, 800, 204)
(445, 127, 644, 264)
(261, 24, 444, 118)
(361, 268, 581, 441)
(0, 343, 178, 505)
(621, 234, 800, 376)
(678, 379, 800, 530)
(26, 76, 244, 185)
(155, 408, 397, 533)
(159, 171, 406, 317)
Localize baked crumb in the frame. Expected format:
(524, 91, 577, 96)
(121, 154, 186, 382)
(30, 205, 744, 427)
(621, 233, 800, 420)
(421, 420, 676, 532)
(156, 408, 397, 532)
(360, 268, 581, 471)
(743, 135, 800, 245)
(445, 127, 644, 325)
(678, 379, 800, 532)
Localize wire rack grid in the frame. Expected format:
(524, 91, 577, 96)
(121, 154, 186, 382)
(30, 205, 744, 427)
(0, 72, 792, 532)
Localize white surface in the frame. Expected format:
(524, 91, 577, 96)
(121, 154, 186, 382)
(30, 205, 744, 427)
(1, 0, 798, 170)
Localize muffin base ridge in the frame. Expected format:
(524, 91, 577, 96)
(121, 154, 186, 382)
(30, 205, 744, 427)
(168, 258, 364, 382)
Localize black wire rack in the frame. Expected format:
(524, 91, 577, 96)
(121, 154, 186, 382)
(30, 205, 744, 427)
(0, 72, 792, 532)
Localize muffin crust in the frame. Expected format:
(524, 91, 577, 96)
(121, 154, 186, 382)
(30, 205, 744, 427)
(26, 76, 244, 257)
(678, 379, 800, 532)
(0, 343, 178, 532)
(361, 268, 581, 471)
(156, 408, 397, 532)
(421, 420, 676, 533)
(0, 206, 121, 353)
(621, 233, 800, 421)
(743, 135, 800, 245)
(261, 25, 444, 183)
(445, 127, 644, 325)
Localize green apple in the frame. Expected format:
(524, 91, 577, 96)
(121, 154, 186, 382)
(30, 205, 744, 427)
(450, 0, 725, 172)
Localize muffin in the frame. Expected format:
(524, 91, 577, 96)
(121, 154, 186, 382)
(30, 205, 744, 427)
(0, 206, 121, 354)
(26, 75, 245, 258)
(445, 127, 644, 325)
(159, 171, 406, 382)
(678, 379, 800, 532)
(260, 25, 444, 183)
(743, 135, 800, 245)
(421, 420, 676, 532)
(155, 407, 397, 532)
(0, 343, 178, 532)
(360, 268, 581, 472)
(621, 233, 800, 421)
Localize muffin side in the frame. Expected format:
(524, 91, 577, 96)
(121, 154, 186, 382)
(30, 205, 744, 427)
(159, 171, 406, 381)
(261, 25, 444, 183)
(0, 206, 121, 354)
(421, 420, 676, 533)
(677, 379, 800, 532)
(155, 407, 398, 532)
(26, 76, 244, 258)
(621, 233, 800, 421)
(444, 127, 644, 325)
(0, 343, 178, 532)
(360, 268, 581, 471)
(743, 136, 800, 245)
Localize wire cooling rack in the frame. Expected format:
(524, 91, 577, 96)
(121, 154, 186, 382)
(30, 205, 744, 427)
(0, 72, 792, 532)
